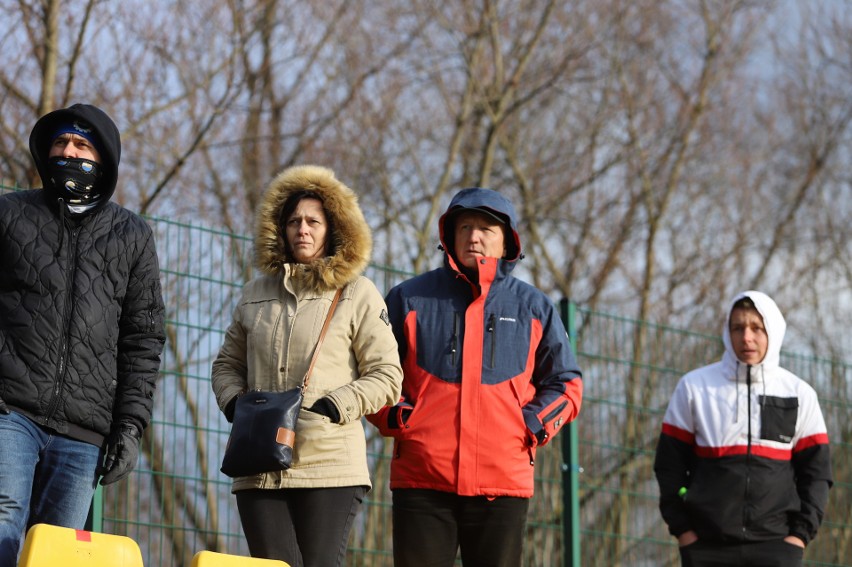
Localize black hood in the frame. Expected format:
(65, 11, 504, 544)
(29, 104, 121, 212)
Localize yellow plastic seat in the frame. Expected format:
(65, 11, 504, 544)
(191, 551, 290, 566)
(18, 523, 143, 567)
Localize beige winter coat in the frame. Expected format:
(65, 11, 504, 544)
(211, 165, 402, 492)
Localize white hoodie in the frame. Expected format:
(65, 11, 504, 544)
(655, 291, 832, 544)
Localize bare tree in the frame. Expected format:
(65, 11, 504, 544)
(2, 0, 851, 564)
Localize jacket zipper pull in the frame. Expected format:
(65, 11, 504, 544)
(450, 313, 459, 365)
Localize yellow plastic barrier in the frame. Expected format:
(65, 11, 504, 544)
(191, 550, 290, 567)
(18, 523, 143, 567)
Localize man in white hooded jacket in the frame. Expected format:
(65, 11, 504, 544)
(654, 291, 832, 567)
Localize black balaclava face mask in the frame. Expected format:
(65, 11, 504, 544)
(47, 155, 105, 217)
(30, 105, 121, 218)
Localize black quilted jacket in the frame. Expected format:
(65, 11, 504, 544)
(0, 104, 165, 446)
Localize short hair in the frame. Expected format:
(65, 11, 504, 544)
(732, 297, 757, 312)
(729, 296, 763, 330)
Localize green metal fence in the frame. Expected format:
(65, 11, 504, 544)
(2, 187, 850, 566)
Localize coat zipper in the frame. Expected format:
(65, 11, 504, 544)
(743, 365, 753, 538)
(450, 312, 459, 365)
(148, 284, 157, 332)
(46, 225, 80, 420)
(542, 401, 568, 427)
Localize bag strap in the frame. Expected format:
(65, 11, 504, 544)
(301, 288, 343, 393)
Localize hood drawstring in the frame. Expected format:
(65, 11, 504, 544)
(746, 365, 753, 447)
(734, 362, 740, 423)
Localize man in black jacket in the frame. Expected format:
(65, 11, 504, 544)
(0, 104, 165, 565)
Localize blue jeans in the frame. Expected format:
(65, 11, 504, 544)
(0, 412, 101, 567)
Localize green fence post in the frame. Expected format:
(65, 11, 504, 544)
(559, 298, 580, 567)
(93, 485, 104, 532)
(85, 485, 104, 532)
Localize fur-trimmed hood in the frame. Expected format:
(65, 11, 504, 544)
(255, 165, 372, 291)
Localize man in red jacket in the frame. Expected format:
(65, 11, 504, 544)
(369, 187, 583, 567)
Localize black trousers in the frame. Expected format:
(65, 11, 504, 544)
(236, 486, 366, 567)
(392, 488, 530, 567)
(680, 539, 804, 567)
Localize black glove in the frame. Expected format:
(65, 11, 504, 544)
(98, 421, 142, 485)
(0, 395, 9, 415)
(224, 395, 239, 423)
(308, 397, 341, 423)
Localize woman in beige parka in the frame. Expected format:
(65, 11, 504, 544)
(212, 165, 403, 566)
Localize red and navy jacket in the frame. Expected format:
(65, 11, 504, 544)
(654, 291, 832, 545)
(368, 188, 583, 498)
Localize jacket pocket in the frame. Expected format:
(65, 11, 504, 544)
(293, 410, 347, 468)
(482, 311, 530, 381)
(414, 309, 462, 381)
(759, 395, 798, 443)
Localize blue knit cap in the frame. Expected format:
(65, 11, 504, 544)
(51, 120, 102, 155)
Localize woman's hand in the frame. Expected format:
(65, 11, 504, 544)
(223, 390, 246, 422)
(308, 397, 341, 423)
